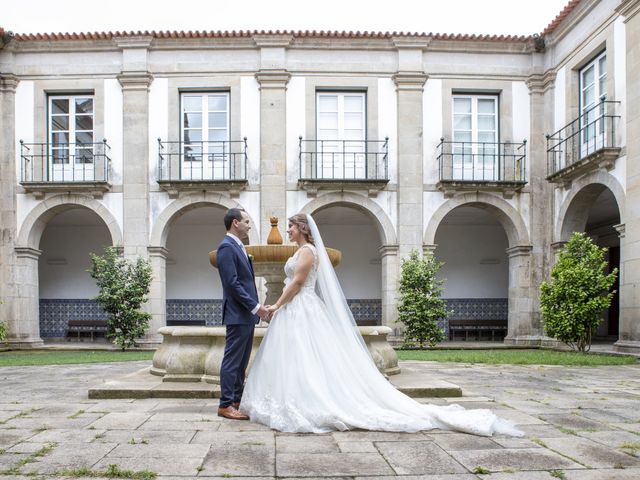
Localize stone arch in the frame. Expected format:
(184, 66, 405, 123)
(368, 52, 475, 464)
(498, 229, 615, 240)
(17, 194, 122, 250)
(424, 192, 530, 247)
(299, 192, 397, 245)
(150, 192, 258, 247)
(555, 171, 625, 243)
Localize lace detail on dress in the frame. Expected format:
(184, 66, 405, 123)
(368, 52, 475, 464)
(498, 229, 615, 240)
(284, 244, 318, 292)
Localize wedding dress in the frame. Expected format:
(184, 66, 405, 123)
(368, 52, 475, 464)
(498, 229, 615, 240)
(240, 216, 523, 437)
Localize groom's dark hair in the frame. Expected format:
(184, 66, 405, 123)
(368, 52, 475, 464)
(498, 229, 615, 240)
(224, 208, 246, 231)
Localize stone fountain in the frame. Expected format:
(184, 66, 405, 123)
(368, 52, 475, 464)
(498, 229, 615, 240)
(150, 217, 400, 385)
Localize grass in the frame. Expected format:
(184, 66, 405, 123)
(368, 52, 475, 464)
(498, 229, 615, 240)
(58, 464, 156, 479)
(396, 349, 638, 366)
(0, 350, 154, 367)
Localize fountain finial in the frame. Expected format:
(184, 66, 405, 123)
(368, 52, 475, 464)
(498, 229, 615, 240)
(267, 217, 283, 245)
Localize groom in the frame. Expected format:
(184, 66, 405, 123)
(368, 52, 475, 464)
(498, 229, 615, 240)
(216, 208, 269, 420)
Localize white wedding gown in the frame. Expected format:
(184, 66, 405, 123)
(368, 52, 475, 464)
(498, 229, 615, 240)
(241, 244, 523, 436)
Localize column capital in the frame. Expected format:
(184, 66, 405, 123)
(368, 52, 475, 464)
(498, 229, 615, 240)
(613, 223, 626, 238)
(147, 246, 169, 259)
(526, 70, 556, 95)
(117, 71, 154, 91)
(379, 244, 399, 257)
(506, 245, 533, 258)
(393, 72, 428, 91)
(14, 247, 42, 260)
(551, 241, 567, 253)
(422, 244, 437, 255)
(255, 69, 291, 89)
(0, 73, 20, 93)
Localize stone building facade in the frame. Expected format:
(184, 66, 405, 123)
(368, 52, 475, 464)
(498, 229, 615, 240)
(0, 0, 639, 351)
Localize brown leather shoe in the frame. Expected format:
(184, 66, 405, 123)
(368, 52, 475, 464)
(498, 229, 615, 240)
(232, 402, 241, 409)
(217, 406, 249, 420)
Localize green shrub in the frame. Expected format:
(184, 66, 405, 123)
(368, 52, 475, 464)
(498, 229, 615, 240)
(89, 247, 153, 351)
(540, 232, 617, 352)
(397, 250, 449, 348)
(0, 321, 6, 343)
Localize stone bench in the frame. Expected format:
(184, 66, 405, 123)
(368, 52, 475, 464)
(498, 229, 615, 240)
(67, 320, 108, 341)
(448, 319, 508, 342)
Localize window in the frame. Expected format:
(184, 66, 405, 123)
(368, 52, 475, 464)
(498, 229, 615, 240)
(580, 51, 607, 154)
(181, 92, 230, 180)
(316, 92, 366, 179)
(452, 94, 498, 180)
(48, 95, 94, 181)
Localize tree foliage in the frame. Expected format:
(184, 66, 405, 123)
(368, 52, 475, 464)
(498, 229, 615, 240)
(540, 232, 617, 352)
(397, 250, 449, 348)
(89, 247, 153, 351)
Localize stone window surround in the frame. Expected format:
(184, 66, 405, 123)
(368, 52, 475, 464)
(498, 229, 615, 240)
(303, 77, 380, 144)
(31, 79, 105, 170)
(166, 77, 241, 144)
(440, 79, 514, 143)
(561, 28, 615, 126)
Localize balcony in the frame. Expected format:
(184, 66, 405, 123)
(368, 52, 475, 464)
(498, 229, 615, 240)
(157, 139, 249, 198)
(298, 137, 390, 197)
(436, 139, 527, 199)
(20, 140, 112, 199)
(546, 100, 621, 185)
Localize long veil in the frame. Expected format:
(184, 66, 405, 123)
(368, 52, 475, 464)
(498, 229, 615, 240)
(306, 214, 374, 364)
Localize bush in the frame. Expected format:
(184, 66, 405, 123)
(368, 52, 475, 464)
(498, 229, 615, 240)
(89, 247, 153, 351)
(540, 232, 617, 352)
(0, 321, 6, 343)
(397, 250, 449, 348)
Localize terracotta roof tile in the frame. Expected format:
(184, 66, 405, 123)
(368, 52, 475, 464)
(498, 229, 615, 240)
(542, 0, 582, 36)
(10, 29, 532, 43)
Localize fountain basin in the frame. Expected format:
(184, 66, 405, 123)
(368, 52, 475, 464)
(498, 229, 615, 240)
(152, 325, 400, 383)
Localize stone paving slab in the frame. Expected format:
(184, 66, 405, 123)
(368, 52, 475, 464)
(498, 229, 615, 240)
(1, 360, 640, 478)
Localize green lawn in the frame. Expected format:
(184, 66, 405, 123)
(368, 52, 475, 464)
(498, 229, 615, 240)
(0, 350, 154, 367)
(396, 349, 638, 366)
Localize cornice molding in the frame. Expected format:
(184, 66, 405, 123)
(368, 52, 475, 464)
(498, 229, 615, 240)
(391, 36, 432, 50)
(114, 36, 153, 49)
(393, 72, 428, 91)
(253, 34, 293, 48)
(255, 69, 291, 89)
(117, 71, 154, 91)
(506, 245, 533, 257)
(616, 0, 640, 22)
(148, 246, 169, 258)
(0, 74, 20, 93)
(526, 70, 557, 94)
(14, 247, 42, 259)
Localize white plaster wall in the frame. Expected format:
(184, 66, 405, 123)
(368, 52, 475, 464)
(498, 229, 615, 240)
(435, 224, 509, 298)
(38, 225, 111, 298)
(148, 77, 168, 187)
(554, 67, 566, 133)
(286, 76, 306, 183)
(511, 81, 530, 144)
(241, 76, 261, 185)
(614, 16, 626, 151)
(104, 79, 124, 186)
(166, 223, 226, 299)
(378, 77, 397, 183)
(316, 223, 381, 299)
(423, 78, 443, 184)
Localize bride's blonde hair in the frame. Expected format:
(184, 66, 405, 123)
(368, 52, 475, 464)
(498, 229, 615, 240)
(288, 214, 315, 245)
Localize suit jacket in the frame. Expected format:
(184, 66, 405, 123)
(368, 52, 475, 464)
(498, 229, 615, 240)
(217, 235, 259, 325)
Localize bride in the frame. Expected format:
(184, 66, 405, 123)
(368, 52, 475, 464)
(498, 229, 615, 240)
(240, 213, 523, 436)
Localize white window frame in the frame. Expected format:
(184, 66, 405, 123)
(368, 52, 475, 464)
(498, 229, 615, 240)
(48, 94, 95, 182)
(180, 92, 230, 180)
(579, 51, 607, 156)
(315, 91, 366, 179)
(451, 94, 499, 181)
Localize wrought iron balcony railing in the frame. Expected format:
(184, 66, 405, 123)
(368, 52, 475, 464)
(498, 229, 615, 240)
(546, 100, 621, 177)
(158, 139, 248, 182)
(20, 140, 111, 183)
(437, 139, 527, 183)
(298, 137, 389, 181)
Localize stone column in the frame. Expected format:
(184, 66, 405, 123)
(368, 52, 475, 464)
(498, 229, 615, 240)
(379, 245, 399, 332)
(116, 37, 153, 259)
(146, 246, 167, 343)
(254, 34, 292, 241)
(393, 69, 428, 260)
(9, 248, 43, 346)
(504, 245, 537, 345)
(615, 0, 640, 353)
(1, 74, 42, 346)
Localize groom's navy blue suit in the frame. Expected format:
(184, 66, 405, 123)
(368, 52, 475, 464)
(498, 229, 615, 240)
(216, 234, 260, 408)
